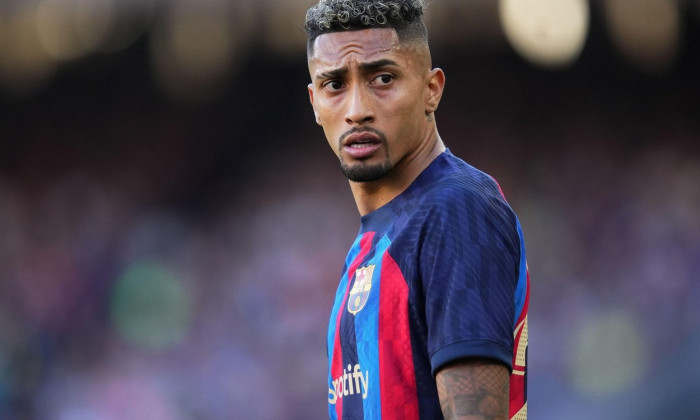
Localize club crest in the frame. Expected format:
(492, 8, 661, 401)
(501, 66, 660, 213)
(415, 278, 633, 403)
(348, 265, 375, 315)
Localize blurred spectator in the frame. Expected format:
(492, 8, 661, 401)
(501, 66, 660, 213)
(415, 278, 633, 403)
(1, 2, 699, 419)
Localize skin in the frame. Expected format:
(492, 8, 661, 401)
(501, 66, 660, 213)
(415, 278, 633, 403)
(307, 28, 445, 215)
(308, 28, 511, 419)
(436, 359, 510, 420)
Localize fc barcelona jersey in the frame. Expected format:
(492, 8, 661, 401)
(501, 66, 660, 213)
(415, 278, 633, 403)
(327, 150, 529, 419)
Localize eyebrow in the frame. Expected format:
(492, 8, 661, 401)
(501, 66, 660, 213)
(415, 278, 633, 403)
(316, 59, 399, 80)
(359, 59, 399, 71)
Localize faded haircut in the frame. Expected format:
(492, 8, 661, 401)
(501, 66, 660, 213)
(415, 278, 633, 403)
(305, 0, 428, 56)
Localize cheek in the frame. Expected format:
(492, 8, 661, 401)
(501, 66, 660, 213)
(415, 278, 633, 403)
(323, 127, 340, 154)
(385, 84, 424, 117)
(315, 100, 342, 150)
(384, 99, 426, 153)
(319, 117, 342, 155)
(388, 96, 423, 133)
(317, 97, 344, 124)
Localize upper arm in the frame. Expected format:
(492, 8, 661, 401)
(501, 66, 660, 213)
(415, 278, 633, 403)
(436, 358, 510, 420)
(418, 185, 519, 374)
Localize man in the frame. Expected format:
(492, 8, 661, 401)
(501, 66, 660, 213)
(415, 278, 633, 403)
(305, 1, 529, 419)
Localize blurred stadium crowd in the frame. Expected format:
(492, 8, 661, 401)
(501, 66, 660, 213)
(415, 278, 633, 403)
(1, 1, 700, 419)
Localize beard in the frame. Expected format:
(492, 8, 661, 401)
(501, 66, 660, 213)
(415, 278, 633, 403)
(337, 127, 391, 182)
(340, 158, 392, 182)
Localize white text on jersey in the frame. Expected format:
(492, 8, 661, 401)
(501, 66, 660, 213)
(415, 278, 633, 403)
(328, 364, 369, 404)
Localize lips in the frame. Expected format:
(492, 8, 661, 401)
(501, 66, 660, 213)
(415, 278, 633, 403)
(342, 131, 383, 159)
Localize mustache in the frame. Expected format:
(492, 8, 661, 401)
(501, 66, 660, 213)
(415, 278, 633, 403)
(338, 127, 387, 146)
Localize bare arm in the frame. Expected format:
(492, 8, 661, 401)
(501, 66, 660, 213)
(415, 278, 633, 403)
(435, 358, 510, 420)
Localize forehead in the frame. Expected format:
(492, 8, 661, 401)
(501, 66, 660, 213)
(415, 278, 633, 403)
(310, 28, 402, 68)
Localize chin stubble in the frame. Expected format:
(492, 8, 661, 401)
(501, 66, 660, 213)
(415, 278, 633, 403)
(337, 127, 391, 182)
(340, 158, 392, 182)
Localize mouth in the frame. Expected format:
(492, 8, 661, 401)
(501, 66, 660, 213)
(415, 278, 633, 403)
(341, 130, 384, 159)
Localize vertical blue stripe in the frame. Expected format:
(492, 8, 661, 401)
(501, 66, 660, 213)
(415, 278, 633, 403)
(354, 234, 391, 420)
(514, 220, 528, 326)
(328, 236, 364, 358)
(328, 235, 364, 420)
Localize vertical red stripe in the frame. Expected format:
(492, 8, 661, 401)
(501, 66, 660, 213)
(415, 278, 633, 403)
(331, 232, 375, 419)
(510, 270, 530, 419)
(378, 253, 419, 419)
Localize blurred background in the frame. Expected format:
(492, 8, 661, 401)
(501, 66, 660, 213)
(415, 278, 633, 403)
(1, 0, 699, 418)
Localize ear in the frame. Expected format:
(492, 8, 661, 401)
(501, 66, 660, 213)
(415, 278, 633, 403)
(308, 83, 321, 125)
(425, 68, 445, 115)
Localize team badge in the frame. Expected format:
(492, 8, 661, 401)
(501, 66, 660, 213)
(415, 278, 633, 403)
(348, 265, 374, 314)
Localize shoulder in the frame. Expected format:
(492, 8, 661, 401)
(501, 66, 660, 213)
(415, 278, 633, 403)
(403, 155, 520, 254)
(416, 156, 510, 221)
(385, 152, 517, 245)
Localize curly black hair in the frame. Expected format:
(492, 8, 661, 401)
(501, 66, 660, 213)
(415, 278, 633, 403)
(305, 0, 428, 54)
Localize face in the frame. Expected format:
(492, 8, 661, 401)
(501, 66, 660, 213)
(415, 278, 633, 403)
(308, 28, 443, 183)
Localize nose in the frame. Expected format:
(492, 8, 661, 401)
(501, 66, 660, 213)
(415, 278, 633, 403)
(344, 85, 374, 125)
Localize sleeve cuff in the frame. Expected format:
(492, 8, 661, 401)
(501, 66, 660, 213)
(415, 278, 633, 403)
(430, 339, 513, 376)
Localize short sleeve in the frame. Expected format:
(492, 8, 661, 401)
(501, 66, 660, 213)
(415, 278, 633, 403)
(417, 179, 520, 376)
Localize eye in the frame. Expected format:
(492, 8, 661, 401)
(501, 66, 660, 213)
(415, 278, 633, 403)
(372, 74, 394, 86)
(323, 80, 344, 92)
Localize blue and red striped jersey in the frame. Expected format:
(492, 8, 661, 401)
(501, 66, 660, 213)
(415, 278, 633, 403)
(327, 150, 529, 419)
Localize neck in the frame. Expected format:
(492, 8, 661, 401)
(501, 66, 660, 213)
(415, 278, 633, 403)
(350, 129, 445, 216)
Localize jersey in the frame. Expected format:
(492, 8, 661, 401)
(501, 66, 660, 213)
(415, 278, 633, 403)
(326, 150, 529, 419)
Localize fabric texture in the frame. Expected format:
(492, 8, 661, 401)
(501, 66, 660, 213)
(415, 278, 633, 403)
(327, 150, 529, 419)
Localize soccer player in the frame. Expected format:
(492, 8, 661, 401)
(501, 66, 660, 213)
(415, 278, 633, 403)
(304, 1, 529, 419)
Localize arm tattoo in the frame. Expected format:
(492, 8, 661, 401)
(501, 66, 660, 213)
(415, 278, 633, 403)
(436, 358, 509, 420)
